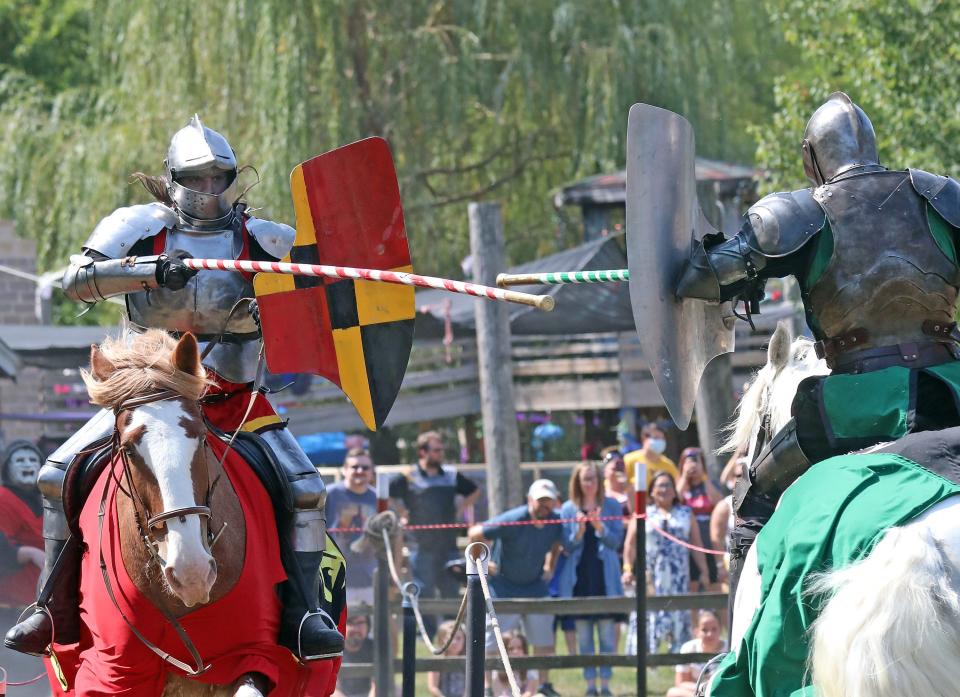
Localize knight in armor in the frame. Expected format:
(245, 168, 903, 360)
(675, 92, 960, 599)
(4, 115, 345, 661)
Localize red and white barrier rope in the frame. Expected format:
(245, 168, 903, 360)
(331, 511, 726, 556)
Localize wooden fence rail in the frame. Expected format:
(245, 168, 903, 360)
(341, 592, 727, 678)
(339, 653, 718, 678)
(348, 592, 726, 618)
(279, 324, 789, 433)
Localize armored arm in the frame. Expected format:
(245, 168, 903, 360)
(62, 252, 161, 303)
(676, 189, 827, 304)
(63, 250, 199, 304)
(676, 230, 769, 302)
(61, 202, 196, 304)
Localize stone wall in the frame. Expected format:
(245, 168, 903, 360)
(0, 219, 41, 325)
(0, 220, 46, 446)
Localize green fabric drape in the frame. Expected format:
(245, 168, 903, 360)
(709, 453, 960, 697)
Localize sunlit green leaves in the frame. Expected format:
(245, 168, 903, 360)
(1, 0, 784, 321)
(757, 0, 960, 193)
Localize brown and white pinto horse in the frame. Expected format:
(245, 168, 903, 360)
(53, 330, 322, 697)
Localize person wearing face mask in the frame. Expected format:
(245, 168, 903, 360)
(623, 423, 678, 492)
(0, 441, 44, 609)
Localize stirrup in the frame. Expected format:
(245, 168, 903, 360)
(694, 652, 727, 696)
(297, 609, 343, 661)
(8, 603, 55, 657)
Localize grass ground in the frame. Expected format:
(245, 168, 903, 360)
(410, 635, 679, 697)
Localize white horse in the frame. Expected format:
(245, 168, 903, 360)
(713, 321, 960, 697)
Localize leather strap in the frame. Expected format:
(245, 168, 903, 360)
(922, 319, 957, 339)
(814, 328, 869, 365)
(832, 340, 958, 374)
(147, 506, 211, 530)
(816, 321, 960, 370)
(97, 460, 209, 677)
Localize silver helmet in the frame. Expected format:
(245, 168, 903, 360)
(165, 115, 238, 224)
(801, 92, 880, 186)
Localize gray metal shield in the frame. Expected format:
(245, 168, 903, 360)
(626, 103, 735, 430)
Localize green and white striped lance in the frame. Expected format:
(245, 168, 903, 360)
(496, 269, 630, 287)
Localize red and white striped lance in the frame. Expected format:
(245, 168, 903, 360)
(183, 258, 555, 311)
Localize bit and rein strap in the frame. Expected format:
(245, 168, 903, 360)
(96, 389, 221, 677)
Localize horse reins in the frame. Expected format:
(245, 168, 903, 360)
(96, 389, 224, 677)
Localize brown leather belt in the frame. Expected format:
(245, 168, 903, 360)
(815, 321, 960, 372)
(831, 341, 959, 374)
(813, 328, 869, 365)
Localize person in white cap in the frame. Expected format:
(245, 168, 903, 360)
(468, 479, 565, 697)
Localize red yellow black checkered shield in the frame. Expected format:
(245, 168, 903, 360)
(253, 138, 414, 431)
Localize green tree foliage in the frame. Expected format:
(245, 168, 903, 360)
(756, 0, 960, 193)
(0, 0, 91, 91)
(0, 0, 782, 322)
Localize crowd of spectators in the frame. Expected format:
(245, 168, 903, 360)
(1, 411, 732, 697)
(333, 424, 735, 697)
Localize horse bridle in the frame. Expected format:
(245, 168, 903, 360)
(97, 389, 225, 677)
(113, 390, 226, 565)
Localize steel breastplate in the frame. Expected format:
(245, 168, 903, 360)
(807, 170, 960, 347)
(125, 221, 261, 382)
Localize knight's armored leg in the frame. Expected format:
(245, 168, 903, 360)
(727, 418, 811, 622)
(259, 428, 344, 660)
(4, 410, 114, 655)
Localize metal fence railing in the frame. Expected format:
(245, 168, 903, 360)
(341, 592, 727, 679)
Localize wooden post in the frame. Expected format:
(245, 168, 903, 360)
(469, 202, 523, 515)
(694, 353, 736, 479)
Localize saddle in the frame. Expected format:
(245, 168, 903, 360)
(874, 426, 960, 486)
(61, 429, 294, 540)
(57, 426, 344, 629)
(62, 436, 114, 538)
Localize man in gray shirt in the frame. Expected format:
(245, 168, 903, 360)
(326, 448, 378, 606)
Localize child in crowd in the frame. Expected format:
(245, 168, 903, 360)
(667, 610, 727, 697)
(428, 620, 467, 697)
(492, 629, 540, 697)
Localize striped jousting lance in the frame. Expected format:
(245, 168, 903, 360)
(183, 258, 555, 311)
(496, 269, 630, 287)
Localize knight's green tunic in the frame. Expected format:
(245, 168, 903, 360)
(708, 452, 960, 697)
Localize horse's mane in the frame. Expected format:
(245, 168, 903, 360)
(721, 325, 826, 455)
(81, 329, 212, 409)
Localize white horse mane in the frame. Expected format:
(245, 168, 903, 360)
(722, 321, 829, 458)
(716, 321, 960, 697)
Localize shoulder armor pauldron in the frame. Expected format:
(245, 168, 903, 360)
(909, 168, 960, 228)
(743, 189, 826, 258)
(83, 202, 176, 257)
(246, 217, 296, 259)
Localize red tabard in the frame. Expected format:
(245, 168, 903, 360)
(201, 373, 284, 434)
(0, 486, 43, 606)
(46, 434, 341, 696)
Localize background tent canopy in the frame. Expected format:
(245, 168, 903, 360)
(414, 233, 633, 338)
